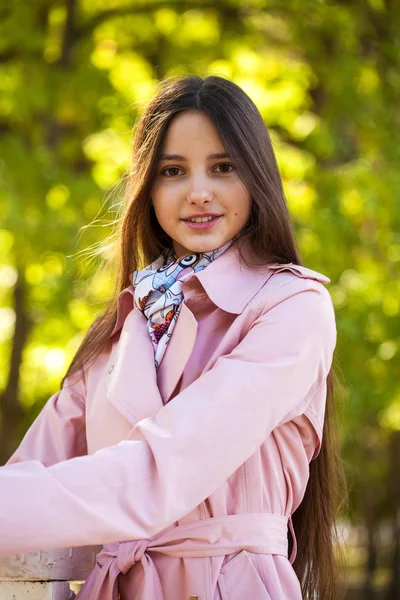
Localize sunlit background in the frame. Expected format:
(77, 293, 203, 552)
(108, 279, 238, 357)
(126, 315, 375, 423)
(0, 1, 399, 598)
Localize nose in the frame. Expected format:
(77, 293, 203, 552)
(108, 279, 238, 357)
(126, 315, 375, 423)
(187, 174, 213, 205)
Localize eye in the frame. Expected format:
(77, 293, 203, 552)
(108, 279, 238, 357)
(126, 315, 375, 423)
(161, 166, 182, 177)
(214, 163, 235, 174)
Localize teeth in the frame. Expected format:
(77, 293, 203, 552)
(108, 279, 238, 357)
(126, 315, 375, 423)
(188, 216, 216, 223)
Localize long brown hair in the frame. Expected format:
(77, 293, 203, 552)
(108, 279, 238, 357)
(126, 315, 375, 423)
(62, 75, 348, 599)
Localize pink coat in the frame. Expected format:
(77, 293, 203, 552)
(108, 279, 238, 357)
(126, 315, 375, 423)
(1, 240, 337, 600)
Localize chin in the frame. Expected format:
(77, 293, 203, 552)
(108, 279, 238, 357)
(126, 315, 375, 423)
(183, 241, 221, 255)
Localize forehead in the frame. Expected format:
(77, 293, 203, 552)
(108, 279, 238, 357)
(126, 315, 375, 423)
(161, 110, 225, 151)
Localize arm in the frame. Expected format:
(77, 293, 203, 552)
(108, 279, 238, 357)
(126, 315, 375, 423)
(0, 281, 336, 555)
(5, 370, 87, 467)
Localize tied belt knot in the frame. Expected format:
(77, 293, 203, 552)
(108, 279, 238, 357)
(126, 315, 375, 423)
(117, 539, 149, 574)
(76, 512, 297, 600)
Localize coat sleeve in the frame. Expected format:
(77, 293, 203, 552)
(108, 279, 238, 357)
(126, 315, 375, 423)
(0, 280, 336, 556)
(5, 370, 87, 467)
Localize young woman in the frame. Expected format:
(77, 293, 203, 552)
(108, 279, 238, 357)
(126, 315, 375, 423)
(0, 75, 347, 600)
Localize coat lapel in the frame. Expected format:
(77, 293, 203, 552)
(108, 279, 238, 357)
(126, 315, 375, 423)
(107, 288, 198, 423)
(157, 302, 198, 403)
(107, 306, 163, 425)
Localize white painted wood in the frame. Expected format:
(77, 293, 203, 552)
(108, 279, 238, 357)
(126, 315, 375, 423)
(0, 546, 100, 581)
(0, 581, 74, 599)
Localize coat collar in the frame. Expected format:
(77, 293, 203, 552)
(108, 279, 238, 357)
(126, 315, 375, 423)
(109, 239, 330, 339)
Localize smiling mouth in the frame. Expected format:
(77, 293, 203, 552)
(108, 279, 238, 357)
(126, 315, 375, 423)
(182, 215, 222, 230)
(183, 216, 221, 222)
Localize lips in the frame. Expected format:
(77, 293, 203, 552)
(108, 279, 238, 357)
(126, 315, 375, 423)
(183, 216, 221, 221)
(183, 215, 222, 230)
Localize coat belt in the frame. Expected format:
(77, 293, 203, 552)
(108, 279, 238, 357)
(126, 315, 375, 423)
(76, 512, 297, 600)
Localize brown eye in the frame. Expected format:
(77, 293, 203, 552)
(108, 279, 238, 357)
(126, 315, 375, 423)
(162, 167, 182, 177)
(215, 163, 235, 173)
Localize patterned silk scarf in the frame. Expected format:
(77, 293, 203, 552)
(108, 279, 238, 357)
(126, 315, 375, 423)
(131, 240, 233, 370)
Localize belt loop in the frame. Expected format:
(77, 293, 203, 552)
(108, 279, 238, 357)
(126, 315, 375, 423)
(288, 515, 297, 564)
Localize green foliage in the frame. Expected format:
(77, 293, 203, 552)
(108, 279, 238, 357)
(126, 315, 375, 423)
(1, 0, 399, 585)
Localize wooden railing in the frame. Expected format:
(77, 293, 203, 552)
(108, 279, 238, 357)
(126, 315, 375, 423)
(0, 546, 101, 599)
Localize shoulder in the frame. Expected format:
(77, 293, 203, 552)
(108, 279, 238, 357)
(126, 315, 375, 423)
(267, 263, 331, 286)
(249, 262, 336, 335)
(255, 262, 333, 305)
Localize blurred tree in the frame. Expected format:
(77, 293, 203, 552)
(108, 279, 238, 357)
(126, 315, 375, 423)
(0, 0, 399, 595)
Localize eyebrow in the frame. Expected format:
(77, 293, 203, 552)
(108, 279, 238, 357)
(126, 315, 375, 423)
(159, 152, 231, 161)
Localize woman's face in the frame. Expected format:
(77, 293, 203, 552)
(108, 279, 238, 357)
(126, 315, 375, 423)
(150, 110, 251, 258)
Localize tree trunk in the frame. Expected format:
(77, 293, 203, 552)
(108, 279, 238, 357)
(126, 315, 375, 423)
(0, 269, 31, 464)
(385, 431, 400, 600)
(362, 448, 378, 600)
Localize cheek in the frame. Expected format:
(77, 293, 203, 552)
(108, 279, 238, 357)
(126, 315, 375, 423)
(234, 196, 251, 222)
(152, 202, 168, 228)
(229, 181, 251, 217)
(152, 193, 176, 221)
